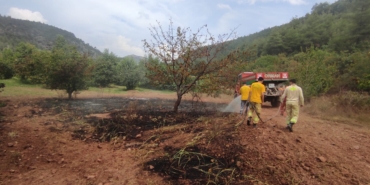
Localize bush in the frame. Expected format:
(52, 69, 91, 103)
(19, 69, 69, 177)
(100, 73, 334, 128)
(290, 48, 336, 101)
(304, 91, 370, 124)
(0, 62, 14, 79)
(332, 91, 370, 110)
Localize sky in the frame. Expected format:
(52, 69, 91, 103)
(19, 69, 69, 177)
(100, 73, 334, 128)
(0, 0, 337, 57)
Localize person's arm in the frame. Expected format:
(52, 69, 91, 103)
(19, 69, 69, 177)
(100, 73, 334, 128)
(299, 87, 304, 107)
(261, 85, 265, 103)
(281, 88, 287, 102)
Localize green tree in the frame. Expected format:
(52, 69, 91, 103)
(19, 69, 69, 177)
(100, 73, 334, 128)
(10, 42, 50, 83)
(358, 74, 370, 93)
(264, 32, 285, 55)
(92, 49, 118, 87)
(291, 47, 336, 100)
(349, 0, 370, 49)
(0, 48, 15, 79)
(348, 51, 370, 91)
(45, 36, 91, 99)
(117, 57, 141, 90)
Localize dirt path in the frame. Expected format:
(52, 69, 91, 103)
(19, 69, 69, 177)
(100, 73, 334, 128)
(245, 106, 370, 184)
(0, 96, 369, 185)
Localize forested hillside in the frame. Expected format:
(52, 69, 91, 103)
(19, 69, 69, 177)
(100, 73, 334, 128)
(218, 0, 370, 101)
(122, 55, 144, 63)
(0, 0, 369, 103)
(0, 15, 101, 57)
(227, 0, 370, 56)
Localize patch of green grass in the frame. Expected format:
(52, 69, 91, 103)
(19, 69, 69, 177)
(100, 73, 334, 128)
(0, 77, 43, 88)
(0, 78, 174, 97)
(136, 87, 174, 93)
(0, 86, 56, 97)
(88, 85, 174, 94)
(0, 78, 54, 97)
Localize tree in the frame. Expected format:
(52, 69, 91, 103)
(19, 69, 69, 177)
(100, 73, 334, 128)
(13, 42, 51, 83)
(116, 57, 141, 90)
(358, 74, 370, 93)
(291, 47, 336, 100)
(0, 48, 15, 79)
(92, 49, 118, 87)
(143, 20, 244, 112)
(45, 36, 91, 99)
(264, 32, 285, 55)
(348, 51, 370, 92)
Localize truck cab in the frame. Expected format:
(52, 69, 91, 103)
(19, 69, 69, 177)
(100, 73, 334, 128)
(235, 72, 289, 107)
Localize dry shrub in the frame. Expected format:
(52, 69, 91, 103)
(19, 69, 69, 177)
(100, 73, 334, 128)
(304, 91, 370, 124)
(332, 91, 370, 110)
(304, 96, 335, 115)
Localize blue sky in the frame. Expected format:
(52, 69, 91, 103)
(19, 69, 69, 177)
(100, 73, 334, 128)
(0, 0, 337, 57)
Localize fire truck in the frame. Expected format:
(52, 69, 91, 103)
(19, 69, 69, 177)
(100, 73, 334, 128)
(235, 72, 289, 107)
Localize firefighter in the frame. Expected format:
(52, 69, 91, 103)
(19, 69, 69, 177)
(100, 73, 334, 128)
(247, 77, 265, 128)
(280, 79, 304, 132)
(239, 81, 251, 115)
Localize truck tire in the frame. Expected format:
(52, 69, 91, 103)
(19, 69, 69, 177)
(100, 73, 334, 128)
(271, 97, 280, 107)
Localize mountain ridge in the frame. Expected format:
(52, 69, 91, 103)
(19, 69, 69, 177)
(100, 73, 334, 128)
(0, 15, 102, 57)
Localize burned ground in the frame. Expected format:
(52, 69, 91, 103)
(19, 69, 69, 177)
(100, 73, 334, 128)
(0, 96, 370, 185)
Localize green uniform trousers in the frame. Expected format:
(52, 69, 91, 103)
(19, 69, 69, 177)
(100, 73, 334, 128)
(286, 103, 299, 125)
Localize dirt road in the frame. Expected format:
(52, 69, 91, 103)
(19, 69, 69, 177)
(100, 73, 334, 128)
(0, 96, 369, 185)
(246, 105, 370, 184)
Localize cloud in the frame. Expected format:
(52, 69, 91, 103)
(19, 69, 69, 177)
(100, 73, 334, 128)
(1, 0, 323, 57)
(113, 35, 145, 56)
(285, 0, 306, 5)
(8, 7, 47, 23)
(238, 0, 306, 5)
(217, 4, 232, 10)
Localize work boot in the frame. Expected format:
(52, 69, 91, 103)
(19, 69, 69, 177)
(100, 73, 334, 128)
(288, 122, 294, 132)
(253, 124, 257, 128)
(247, 117, 251, 126)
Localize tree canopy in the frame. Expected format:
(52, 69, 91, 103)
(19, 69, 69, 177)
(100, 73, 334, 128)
(45, 36, 91, 99)
(143, 20, 247, 112)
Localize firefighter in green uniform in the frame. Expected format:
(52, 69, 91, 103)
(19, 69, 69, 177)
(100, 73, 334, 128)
(280, 79, 304, 132)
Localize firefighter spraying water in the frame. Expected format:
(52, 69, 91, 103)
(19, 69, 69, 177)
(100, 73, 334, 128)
(233, 72, 289, 126)
(234, 72, 289, 107)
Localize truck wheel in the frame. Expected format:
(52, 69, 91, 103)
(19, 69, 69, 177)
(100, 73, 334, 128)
(271, 98, 280, 107)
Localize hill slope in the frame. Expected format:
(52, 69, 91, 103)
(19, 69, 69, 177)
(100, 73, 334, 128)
(226, 0, 370, 56)
(122, 54, 144, 63)
(0, 15, 101, 56)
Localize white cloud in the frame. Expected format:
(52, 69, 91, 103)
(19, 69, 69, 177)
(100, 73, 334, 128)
(113, 35, 145, 56)
(8, 7, 47, 23)
(217, 4, 232, 10)
(217, 12, 237, 34)
(1, 0, 324, 57)
(238, 0, 306, 5)
(285, 0, 306, 5)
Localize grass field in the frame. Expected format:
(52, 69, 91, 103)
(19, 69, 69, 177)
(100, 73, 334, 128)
(0, 78, 174, 98)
